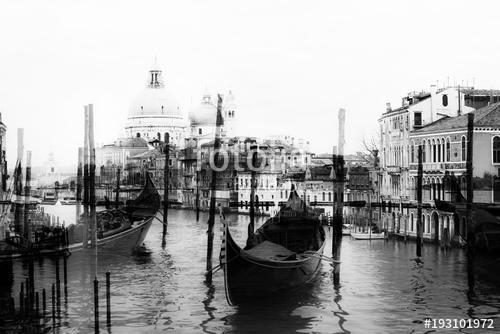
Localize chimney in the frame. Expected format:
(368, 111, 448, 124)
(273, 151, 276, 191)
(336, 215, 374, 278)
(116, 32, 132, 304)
(386, 102, 391, 112)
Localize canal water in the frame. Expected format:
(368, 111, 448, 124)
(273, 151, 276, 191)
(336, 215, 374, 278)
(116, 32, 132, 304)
(1, 206, 500, 333)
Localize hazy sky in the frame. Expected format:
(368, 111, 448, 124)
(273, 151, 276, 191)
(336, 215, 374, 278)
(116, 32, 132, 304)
(1, 0, 500, 168)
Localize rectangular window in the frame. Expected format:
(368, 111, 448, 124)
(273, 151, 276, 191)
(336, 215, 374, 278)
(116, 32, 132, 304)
(414, 112, 422, 126)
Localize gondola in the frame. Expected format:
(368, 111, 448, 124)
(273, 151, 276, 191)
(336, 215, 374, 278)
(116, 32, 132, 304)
(67, 172, 161, 253)
(0, 173, 160, 260)
(220, 188, 327, 305)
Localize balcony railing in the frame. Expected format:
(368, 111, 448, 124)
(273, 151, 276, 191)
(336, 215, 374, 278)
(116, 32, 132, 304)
(409, 162, 466, 171)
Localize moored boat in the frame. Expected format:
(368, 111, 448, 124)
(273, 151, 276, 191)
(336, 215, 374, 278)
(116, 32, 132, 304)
(67, 172, 160, 253)
(220, 188, 327, 305)
(351, 232, 386, 240)
(0, 173, 160, 260)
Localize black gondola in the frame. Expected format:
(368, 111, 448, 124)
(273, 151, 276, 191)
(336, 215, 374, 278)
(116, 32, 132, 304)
(220, 189, 327, 305)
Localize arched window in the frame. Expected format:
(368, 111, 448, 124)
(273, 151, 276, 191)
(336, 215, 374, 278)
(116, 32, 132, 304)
(461, 136, 467, 161)
(422, 140, 426, 163)
(437, 139, 441, 162)
(432, 139, 437, 162)
(410, 213, 414, 231)
(411, 143, 415, 163)
(446, 137, 451, 161)
(493, 136, 500, 163)
(322, 192, 325, 201)
(442, 94, 448, 106)
(328, 192, 332, 201)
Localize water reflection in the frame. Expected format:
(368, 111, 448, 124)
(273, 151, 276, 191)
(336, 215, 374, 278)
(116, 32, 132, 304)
(0, 207, 499, 333)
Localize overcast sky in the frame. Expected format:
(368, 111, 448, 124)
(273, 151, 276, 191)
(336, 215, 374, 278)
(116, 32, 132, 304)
(1, 0, 499, 168)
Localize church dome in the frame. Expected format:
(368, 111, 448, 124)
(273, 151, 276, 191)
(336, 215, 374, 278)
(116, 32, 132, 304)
(189, 93, 218, 126)
(127, 60, 182, 119)
(128, 87, 182, 118)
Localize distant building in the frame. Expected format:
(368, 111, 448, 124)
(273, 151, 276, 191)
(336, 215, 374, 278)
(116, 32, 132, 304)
(95, 137, 150, 175)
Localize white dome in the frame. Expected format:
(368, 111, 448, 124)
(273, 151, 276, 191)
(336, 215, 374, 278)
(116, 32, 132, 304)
(189, 93, 218, 126)
(128, 87, 182, 118)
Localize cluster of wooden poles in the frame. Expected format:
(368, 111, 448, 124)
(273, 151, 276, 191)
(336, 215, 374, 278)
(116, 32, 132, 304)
(3, 257, 68, 332)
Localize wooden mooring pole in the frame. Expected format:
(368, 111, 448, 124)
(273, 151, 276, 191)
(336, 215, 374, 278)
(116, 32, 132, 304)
(76, 147, 83, 226)
(332, 108, 346, 287)
(163, 132, 169, 241)
(42, 288, 46, 315)
(196, 170, 200, 222)
(115, 167, 121, 209)
(246, 151, 257, 249)
(106, 271, 111, 328)
(89, 104, 97, 248)
(14, 128, 24, 235)
(94, 277, 99, 333)
(205, 94, 224, 283)
(416, 145, 423, 258)
(24, 151, 32, 247)
(466, 112, 475, 292)
(83, 107, 90, 248)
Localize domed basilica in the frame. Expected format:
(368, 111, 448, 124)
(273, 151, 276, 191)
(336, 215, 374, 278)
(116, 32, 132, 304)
(124, 60, 237, 148)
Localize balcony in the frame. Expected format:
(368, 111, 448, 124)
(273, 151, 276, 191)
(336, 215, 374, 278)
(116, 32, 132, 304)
(386, 166, 401, 174)
(409, 162, 466, 172)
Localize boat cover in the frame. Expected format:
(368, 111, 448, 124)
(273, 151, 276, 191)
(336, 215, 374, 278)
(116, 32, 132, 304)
(244, 240, 296, 261)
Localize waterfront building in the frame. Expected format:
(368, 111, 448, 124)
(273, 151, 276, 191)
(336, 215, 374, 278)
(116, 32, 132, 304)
(405, 102, 500, 244)
(379, 84, 500, 244)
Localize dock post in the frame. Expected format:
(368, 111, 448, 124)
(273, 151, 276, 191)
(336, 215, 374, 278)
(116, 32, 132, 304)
(20, 282, 24, 314)
(89, 104, 97, 248)
(76, 147, 83, 229)
(106, 272, 111, 327)
(205, 94, 224, 283)
(196, 170, 200, 222)
(162, 132, 169, 242)
(55, 258, 61, 316)
(63, 255, 68, 303)
(115, 167, 121, 209)
(42, 288, 46, 315)
(35, 291, 40, 318)
(25, 277, 30, 312)
(246, 151, 257, 249)
(332, 108, 346, 287)
(94, 277, 99, 333)
(10, 297, 15, 314)
(83, 106, 90, 248)
(13, 128, 24, 236)
(466, 112, 475, 292)
(24, 151, 32, 247)
(416, 145, 423, 258)
(51, 283, 55, 323)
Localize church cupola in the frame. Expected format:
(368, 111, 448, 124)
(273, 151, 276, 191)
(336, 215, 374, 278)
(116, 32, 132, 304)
(148, 58, 164, 88)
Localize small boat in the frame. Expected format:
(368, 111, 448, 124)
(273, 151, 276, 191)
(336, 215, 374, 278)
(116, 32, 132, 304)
(60, 197, 77, 205)
(351, 231, 386, 240)
(41, 192, 58, 205)
(67, 172, 160, 253)
(220, 188, 327, 305)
